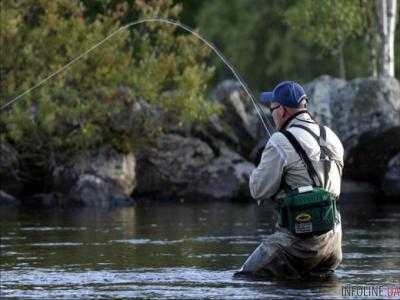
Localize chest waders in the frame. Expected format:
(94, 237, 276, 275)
(278, 125, 339, 237)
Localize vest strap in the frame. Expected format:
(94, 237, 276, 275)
(288, 124, 338, 188)
(290, 124, 319, 141)
(280, 129, 322, 187)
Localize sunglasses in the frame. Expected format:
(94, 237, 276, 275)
(269, 105, 280, 113)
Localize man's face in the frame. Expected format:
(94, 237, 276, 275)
(270, 101, 285, 129)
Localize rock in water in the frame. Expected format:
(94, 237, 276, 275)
(304, 75, 347, 128)
(71, 174, 118, 207)
(330, 76, 400, 150)
(344, 126, 400, 184)
(213, 80, 255, 138)
(305, 76, 400, 145)
(0, 190, 20, 206)
(207, 80, 261, 160)
(134, 134, 254, 201)
(305, 76, 400, 186)
(52, 146, 136, 207)
(382, 153, 400, 198)
(0, 141, 22, 196)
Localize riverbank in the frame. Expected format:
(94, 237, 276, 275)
(1, 76, 399, 207)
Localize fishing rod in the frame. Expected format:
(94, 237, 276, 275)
(0, 18, 275, 138)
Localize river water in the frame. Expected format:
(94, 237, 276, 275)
(1, 194, 399, 299)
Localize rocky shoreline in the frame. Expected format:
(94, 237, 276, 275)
(1, 76, 399, 207)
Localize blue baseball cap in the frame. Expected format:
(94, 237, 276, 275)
(260, 81, 307, 108)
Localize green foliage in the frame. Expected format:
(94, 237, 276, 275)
(196, 0, 338, 90)
(195, 0, 399, 87)
(285, 0, 374, 78)
(0, 0, 216, 163)
(285, 0, 363, 50)
(128, 0, 216, 123)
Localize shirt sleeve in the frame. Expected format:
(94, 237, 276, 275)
(249, 137, 287, 201)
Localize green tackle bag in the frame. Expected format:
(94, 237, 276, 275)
(279, 125, 339, 237)
(278, 186, 337, 236)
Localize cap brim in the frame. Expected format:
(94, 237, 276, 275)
(260, 92, 274, 104)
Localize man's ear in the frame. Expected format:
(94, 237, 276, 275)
(281, 106, 288, 118)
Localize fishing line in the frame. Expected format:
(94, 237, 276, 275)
(0, 17, 275, 138)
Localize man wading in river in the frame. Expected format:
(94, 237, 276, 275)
(238, 81, 344, 279)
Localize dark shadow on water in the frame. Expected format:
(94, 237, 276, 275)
(233, 270, 336, 282)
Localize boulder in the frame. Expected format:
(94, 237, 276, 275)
(305, 76, 400, 147)
(24, 193, 62, 208)
(208, 80, 271, 160)
(216, 144, 255, 199)
(190, 80, 274, 165)
(0, 190, 20, 206)
(304, 76, 400, 185)
(213, 80, 256, 137)
(382, 153, 400, 198)
(342, 126, 400, 184)
(52, 146, 136, 206)
(330, 76, 400, 150)
(341, 179, 376, 195)
(304, 75, 347, 127)
(70, 174, 135, 207)
(0, 141, 23, 196)
(134, 134, 254, 201)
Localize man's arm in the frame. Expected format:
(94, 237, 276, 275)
(249, 137, 287, 201)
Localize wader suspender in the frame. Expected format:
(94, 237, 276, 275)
(280, 129, 322, 188)
(289, 124, 340, 187)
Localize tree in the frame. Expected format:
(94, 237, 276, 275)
(396, 5, 400, 77)
(286, 0, 398, 79)
(195, 0, 340, 91)
(377, 0, 398, 77)
(359, 0, 379, 77)
(285, 0, 363, 79)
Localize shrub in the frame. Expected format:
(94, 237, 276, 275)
(0, 0, 216, 162)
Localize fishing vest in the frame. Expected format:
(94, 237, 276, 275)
(277, 124, 340, 237)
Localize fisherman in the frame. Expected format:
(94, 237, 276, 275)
(238, 81, 344, 279)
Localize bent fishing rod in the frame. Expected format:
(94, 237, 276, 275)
(0, 18, 275, 138)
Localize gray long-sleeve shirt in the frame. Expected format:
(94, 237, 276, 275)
(243, 112, 344, 277)
(249, 112, 344, 202)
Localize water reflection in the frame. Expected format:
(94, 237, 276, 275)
(0, 196, 399, 299)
